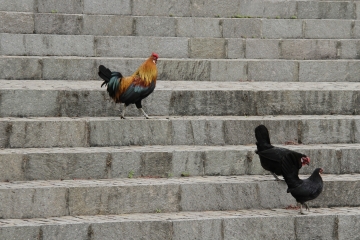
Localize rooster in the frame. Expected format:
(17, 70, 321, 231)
(98, 53, 159, 119)
(282, 152, 323, 214)
(254, 124, 310, 180)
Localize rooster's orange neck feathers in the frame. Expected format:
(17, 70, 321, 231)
(132, 56, 158, 86)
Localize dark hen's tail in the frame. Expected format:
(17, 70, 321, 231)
(98, 65, 123, 99)
(255, 124, 273, 152)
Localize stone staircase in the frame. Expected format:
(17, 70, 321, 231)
(1, 0, 360, 239)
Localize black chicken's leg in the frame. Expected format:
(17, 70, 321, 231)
(304, 203, 310, 212)
(270, 172, 283, 181)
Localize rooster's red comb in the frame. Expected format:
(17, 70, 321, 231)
(152, 52, 159, 59)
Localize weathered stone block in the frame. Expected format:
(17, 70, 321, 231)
(95, 36, 188, 58)
(340, 40, 360, 59)
(172, 219, 222, 240)
(132, 0, 191, 17)
(172, 150, 204, 177)
(177, 18, 222, 38)
(0, 57, 42, 80)
(7, 118, 88, 148)
(304, 19, 351, 39)
(135, 17, 176, 37)
(0, 34, 95, 56)
(43, 224, 90, 240)
(189, 38, 226, 59)
(26, 152, 108, 180)
(0, 153, 25, 181)
(83, 15, 133, 36)
(42, 57, 96, 80)
(301, 118, 353, 144)
(281, 40, 337, 60)
(238, 0, 296, 18)
(0, 12, 34, 33)
(0, 187, 67, 219)
(298, 1, 355, 19)
(83, 0, 131, 15)
(36, 0, 84, 14)
(68, 184, 180, 215)
(262, 19, 303, 39)
(190, 0, 241, 17)
(0, 90, 58, 117)
(246, 39, 280, 59)
(157, 59, 211, 81)
(0, 226, 40, 240)
(0, 0, 34, 12)
(227, 38, 245, 59)
(34, 13, 83, 35)
(338, 215, 360, 240)
(248, 60, 298, 82)
(210, 60, 247, 81)
(91, 221, 172, 240)
(299, 61, 347, 82)
(224, 216, 295, 240)
(180, 181, 259, 211)
(222, 19, 262, 38)
(295, 216, 337, 240)
(89, 119, 170, 146)
(204, 150, 247, 176)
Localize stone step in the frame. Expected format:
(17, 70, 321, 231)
(1, 80, 360, 118)
(0, 0, 358, 20)
(0, 207, 358, 240)
(0, 144, 359, 181)
(3, 33, 360, 60)
(0, 174, 358, 219)
(2, 12, 359, 39)
(1, 115, 360, 148)
(2, 56, 360, 81)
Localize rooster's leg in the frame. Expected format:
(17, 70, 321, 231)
(135, 101, 150, 119)
(270, 172, 282, 181)
(139, 108, 150, 119)
(121, 104, 127, 119)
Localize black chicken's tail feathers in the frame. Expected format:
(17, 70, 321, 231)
(255, 124, 271, 144)
(98, 65, 123, 88)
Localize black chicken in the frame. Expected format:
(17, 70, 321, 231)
(282, 152, 323, 214)
(254, 124, 310, 180)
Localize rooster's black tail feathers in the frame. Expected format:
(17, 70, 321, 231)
(98, 65, 123, 99)
(98, 65, 123, 89)
(99, 65, 112, 87)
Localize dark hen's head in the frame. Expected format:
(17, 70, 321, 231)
(301, 156, 310, 166)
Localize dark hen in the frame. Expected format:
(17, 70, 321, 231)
(254, 124, 310, 180)
(282, 152, 323, 214)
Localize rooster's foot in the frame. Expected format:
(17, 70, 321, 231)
(139, 108, 150, 119)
